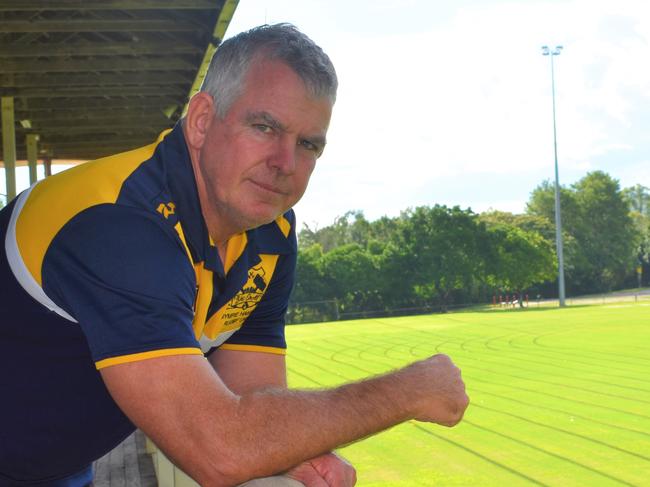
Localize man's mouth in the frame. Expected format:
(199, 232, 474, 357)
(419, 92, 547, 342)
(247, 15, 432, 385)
(249, 179, 287, 195)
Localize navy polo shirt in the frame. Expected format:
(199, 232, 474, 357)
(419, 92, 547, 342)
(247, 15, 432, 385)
(0, 124, 297, 483)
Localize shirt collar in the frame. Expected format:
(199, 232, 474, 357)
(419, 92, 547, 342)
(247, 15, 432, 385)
(158, 124, 221, 272)
(248, 213, 297, 255)
(158, 124, 296, 273)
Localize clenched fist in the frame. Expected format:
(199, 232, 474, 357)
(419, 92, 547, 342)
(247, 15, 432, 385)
(400, 354, 469, 426)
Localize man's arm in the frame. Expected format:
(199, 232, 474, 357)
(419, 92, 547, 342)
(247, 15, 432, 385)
(208, 349, 287, 393)
(100, 352, 468, 486)
(208, 349, 356, 486)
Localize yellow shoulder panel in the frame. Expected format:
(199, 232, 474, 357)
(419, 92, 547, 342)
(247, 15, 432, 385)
(15, 141, 160, 285)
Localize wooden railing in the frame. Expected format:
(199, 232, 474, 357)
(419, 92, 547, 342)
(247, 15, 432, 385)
(145, 437, 199, 487)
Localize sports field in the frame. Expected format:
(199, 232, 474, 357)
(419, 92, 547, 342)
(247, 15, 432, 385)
(285, 303, 650, 486)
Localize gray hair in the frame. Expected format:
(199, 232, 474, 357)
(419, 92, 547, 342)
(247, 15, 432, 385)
(200, 23, 338, 118)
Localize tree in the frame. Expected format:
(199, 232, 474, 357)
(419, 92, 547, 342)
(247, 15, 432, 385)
(526, 180, 582, 287)
(526, 180, 581, 232)
(623, 185, 650, 287)
(526, 172, 637, 293)
(526, 180, 582, 262)
(298, 211, 371, 252)
(485, 224, 556, 306)
(320, 243, 382, 312)
(572, 172, 636, 291)
(480, 210, 555, 244)
(623, 184, 650, 216)
(397, 205, 486, 309)
(292, 243, 326, 304)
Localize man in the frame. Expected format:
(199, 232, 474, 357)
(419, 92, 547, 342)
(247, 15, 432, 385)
(0, 24, 469, 486)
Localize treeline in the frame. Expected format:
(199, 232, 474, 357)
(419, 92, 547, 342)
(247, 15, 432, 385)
(290, 171, 650, 323)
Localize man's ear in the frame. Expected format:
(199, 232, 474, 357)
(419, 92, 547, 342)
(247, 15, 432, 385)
(183, 92, 216, 151)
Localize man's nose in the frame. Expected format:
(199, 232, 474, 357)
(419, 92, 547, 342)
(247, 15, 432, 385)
(269, 138, 297, 174)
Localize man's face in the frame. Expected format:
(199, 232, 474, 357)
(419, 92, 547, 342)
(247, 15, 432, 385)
(197, 59, 333, 234)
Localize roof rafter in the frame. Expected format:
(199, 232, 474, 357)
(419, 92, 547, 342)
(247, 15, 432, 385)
(0, 40, 203, 57)
(1, 57, 196, 73)
(21, 123, 171, 135)
(0, 19, 201, 33)
(2, 86, 188, 98)
(0, 0, 219, 11)
(15, 97, 179, 111)
(1, 72, 192, 88)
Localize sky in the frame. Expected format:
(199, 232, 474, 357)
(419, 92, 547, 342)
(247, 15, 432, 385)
(225, 0, 650, 229)
(3, 0, 650, 229)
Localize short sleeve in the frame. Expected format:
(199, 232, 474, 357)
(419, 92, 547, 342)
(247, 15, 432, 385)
(42, 204, 202, 369)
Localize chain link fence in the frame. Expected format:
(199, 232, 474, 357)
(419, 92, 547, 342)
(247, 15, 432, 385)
(287, 288, 650, 324)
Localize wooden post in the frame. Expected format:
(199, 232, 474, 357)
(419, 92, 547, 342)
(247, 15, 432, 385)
(1, 96, 17, 201)
(26, 133, 39, 185)
(43, 154, 52, 177)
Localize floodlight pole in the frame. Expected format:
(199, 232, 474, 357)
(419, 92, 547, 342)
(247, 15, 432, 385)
(542, 45, 566, 307)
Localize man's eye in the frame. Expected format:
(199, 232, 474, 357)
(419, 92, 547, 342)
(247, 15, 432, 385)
(299, 139, 318, 152)
(253, 124, 273, 133)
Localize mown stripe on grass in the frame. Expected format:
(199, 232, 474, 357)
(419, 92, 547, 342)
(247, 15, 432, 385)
(463, 420, 638, 487)
(470, 386, 650, 439)
(411, 424, 550, 487)
(329, 329, 650, 420)
(286, 304, 650, 486)
(472, 403, 650, 462)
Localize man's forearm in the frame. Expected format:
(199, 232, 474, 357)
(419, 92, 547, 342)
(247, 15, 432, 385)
(187, 355, 466, 485)
(233, 370, 413, 470)
(209, 348, 358, 486)
(103, 353, 467, 486)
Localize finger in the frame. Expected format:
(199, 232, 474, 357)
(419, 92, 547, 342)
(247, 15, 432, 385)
(345, 465, 357, 486)
(308, 476, 329, 487)
(336, 459, 356, 487)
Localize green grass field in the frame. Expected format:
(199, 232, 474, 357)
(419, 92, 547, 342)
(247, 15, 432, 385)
(285, 303, 650, 486)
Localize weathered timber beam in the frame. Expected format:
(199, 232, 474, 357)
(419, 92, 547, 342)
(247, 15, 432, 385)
(0, 57, 195, 73)
(26, 124, 171, 135)
(0, 41, 203, 57)
(40, 137, 155, 151)
(0, 72, 192, 88)
(15, 97, 179, 111)
(0, 19, 202, 33)
(25, 133, 39, 184)
(43, 150, 142, 160)
(1, 96, 17, 200)
(0, 0, 219, 11)
(2, 86, 187, 98)
(16, 110, 174, 123)
(21, 113, 172, 128)
(41, 133, 156, 144)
